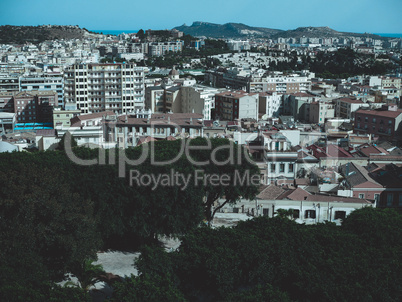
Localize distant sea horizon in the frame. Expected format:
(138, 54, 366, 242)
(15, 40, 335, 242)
(90, 29, 402, 39)
(374, 33, 402, 38)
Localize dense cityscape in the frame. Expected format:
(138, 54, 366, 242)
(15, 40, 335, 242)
(0, 17, 401, 302)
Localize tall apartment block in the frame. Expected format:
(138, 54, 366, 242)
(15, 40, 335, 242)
(64, 63, 145, 114)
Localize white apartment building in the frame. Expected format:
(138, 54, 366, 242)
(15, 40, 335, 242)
(148, 41, 183, 56)
(259, 91, 282, 118)
(19, 76, 64, 107)
(335, 97, 369, 119)
(64, 63, 145, 114)
(250, 74, 311, 94)
(369, 76, 402, 89)
(0, 112, 16, 133)
(309, 101, 335, 124)
(227, 40, 251, 51)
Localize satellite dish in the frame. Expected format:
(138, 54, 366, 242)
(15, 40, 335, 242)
(213, 121, 220, 127)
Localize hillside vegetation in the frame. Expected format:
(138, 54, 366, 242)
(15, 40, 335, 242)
(0, 25, 101, 44)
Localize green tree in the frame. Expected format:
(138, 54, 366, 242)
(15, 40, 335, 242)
(121, 209, 401, 301)
(0, 158, 101, 286)
(136, 29, 145, 41)
(186, 138, 260, 223)
(70, 259, 105, 291)
(57, 131, 77, 150)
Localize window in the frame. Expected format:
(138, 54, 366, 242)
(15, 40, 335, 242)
(292, 209, 300, 219)
(279, 164, 285, 173)
(334, 211, 346, 220)
(263, 208, 269, 217)
(359, 193, 365, 199)
(288, 164, 294, 173)
(270, 164, 276, 173)
(387, 194, 393, 206)
(372, 118, 376, 123)
(305, 210, 316, 219)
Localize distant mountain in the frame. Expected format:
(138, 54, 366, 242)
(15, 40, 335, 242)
(174, 21, 283, 38)
(270, 26, 385, 40)
(0, 25, 102, 44)
(174, 22, 386, 40)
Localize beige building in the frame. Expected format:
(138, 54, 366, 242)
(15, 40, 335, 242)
(145, 85, 205, 116)
(53, 108, 81, 128)
(309, 101, 335, 124)
(335, 97, 369, 119)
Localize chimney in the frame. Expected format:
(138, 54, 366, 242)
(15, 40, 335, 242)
(190, 117, 193, 124)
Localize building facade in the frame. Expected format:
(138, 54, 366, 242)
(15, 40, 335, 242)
(309, 101, 335, 124)
(215, 91, 259, 121)
(354, 105, 402, 141)
(13, 91, 58, 124)
(64, 63, 146, 115)
(335, 97, 368, 119)
(259, 92, 282, 118)
(19, 76, 64, 107)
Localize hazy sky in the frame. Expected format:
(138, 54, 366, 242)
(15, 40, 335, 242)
(1, 0, 401, 33)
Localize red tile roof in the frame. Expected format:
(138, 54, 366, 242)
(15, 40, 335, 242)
(326, 144, 353, 158)
(257, 184, 286, 200)
(358, 145, 389, 157)
(216, 91, 258, 98)
(290, 92, 315, 98)
(356, 108, 402, 118)
(305, 195, 373, 204)
(337, 97, 363, 104)
(277, 187, 311, 200)
(36, 129, 56, 137)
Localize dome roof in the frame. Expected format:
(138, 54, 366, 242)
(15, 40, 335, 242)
(169, 67, 179, 76)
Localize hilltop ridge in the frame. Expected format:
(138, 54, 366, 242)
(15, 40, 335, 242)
(174, 22, 386, 40)
(0, 25, 102, 44)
